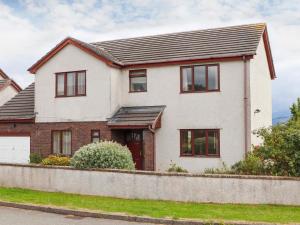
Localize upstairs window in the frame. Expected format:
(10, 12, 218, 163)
(129, 69, 147, 92)
(56, 71, 86, 97)
(181, 64, 219, 93)
(180, 129, 220, 157)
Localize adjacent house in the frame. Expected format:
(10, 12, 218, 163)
(0, 23, 275, 172)
(0, 69, 22, 106)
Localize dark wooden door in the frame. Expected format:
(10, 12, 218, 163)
(126, 131, 143, 170)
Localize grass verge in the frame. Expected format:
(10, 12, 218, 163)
(0, 187, 299, 223)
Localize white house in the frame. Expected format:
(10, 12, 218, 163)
(0, 69, 22, 106)
(0, 23, 275, 172)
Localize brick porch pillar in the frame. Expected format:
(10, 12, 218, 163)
(143, 130, 155, 171)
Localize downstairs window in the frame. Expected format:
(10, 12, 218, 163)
(52, 130, 72, 155)
(180, 129, 220, 157)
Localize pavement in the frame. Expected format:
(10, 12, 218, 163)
(0, 206, 159, 225)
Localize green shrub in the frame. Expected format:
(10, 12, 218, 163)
(230, 98, 300, 177)
(231, 153, 264, 175)
(29, 153, 42, 164)
(253, 120, 300, 176)
(204, 162, 233, 174)
(70, 141, 135, 170)
(167, 162, 188, 173)
(41, 155, 71, 166)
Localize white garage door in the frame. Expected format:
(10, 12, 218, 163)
(0, 136, 30, 163)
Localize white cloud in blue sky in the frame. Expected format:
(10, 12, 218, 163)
(0, 0, 299, 118)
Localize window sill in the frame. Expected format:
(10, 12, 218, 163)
(129, 91, 147, 93)
(55, 95, 86, 98)
(180, 155, 220, 158)
(180, 90, 220, 94)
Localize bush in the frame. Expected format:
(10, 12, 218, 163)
(41, 155, 71, 166)
(253, 120, 300, 176)
(167, 162, 188, 173)
(232, 98, 300, 177)
(70, 141, 135, 170)
(231, 153, 264, 175)
(29, 153, 43, 164)
(204, 162, 233, 174)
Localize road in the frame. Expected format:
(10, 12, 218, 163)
(0, 206, 159, 225)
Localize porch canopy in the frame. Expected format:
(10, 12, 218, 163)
(107, 105, 166, 129)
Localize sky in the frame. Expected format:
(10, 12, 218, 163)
(0, 0, 299, 120)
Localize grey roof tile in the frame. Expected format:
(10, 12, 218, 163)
(92, 23, 266, 65)
(0, 83, 35, 120)
(108, 105, 166, 127)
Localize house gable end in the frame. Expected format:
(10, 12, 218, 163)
(28, 37, 122, 74)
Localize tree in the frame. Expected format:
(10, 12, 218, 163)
(290, 98, 300, 121)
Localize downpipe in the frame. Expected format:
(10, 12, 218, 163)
(243, 55, 249, 158)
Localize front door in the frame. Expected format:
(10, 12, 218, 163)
(125, 130, 143, 170)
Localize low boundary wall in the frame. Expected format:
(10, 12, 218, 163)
(0, 163, 299, 205)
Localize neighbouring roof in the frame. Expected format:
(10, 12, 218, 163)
(28, 23, 275, 79)
(108, 105, 166, 129)
(0, 83, 35, 122)
(0, 69, 22, 92)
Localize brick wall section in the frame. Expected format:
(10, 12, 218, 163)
(0, 122, 111, 157)
(143, 130, 155, 171)
(32, 122, 111, 156)
(0, 122, 156, 171)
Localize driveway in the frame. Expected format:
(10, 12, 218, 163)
(0, 206, 159, 225)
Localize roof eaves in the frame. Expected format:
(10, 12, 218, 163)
(122, 53, 255, 68)
(262, 26, 276, 79)
(28, 37, 123, 74)
(0, 69, 22, 92)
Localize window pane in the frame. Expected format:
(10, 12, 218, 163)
(52, 131, 61, 154)
(208, 131, 218, 155)
(130, 76, 146, 92)
(92, 137, 100, 143)
(208, 66, 218, 90)
(182, 67, 192, 91)
(62, 131, 72, 155)
(130, 70, 146, 76)
(194, 130, 206, 155)
(181, 130, 192, 155)
(194, 66, 206, 91)
(67, 72, 76, 96)
(77, 72, 86, 95)
(57, 74, 65, 96)
(91, 130, 100, 143)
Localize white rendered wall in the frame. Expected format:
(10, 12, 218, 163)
(1, 165, 299, 205)
(121, 61, 246, 173)
(0, 85, 18, 106)
(250, 39, 273, 146)
(35, 44, 118, 122)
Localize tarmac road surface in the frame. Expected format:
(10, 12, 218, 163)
(0, 206, 161, 225)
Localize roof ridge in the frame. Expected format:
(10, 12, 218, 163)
(69, 37, 123, 65)
(92, 23, 266, 44)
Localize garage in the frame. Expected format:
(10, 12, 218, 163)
(0, 136, 30, 163)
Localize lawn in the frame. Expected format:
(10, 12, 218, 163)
(0, 187, 299, 224)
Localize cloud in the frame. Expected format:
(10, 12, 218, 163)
(0, 0, 299, 113)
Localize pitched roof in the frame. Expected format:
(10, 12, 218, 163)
(0, 83, 34, 122)
(0, 69, 22, 92)
(108, 105, 166, 129)
(28, 23, 275, 79)
(93, 23, 266, 65)
(28, 37, 123, 73)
